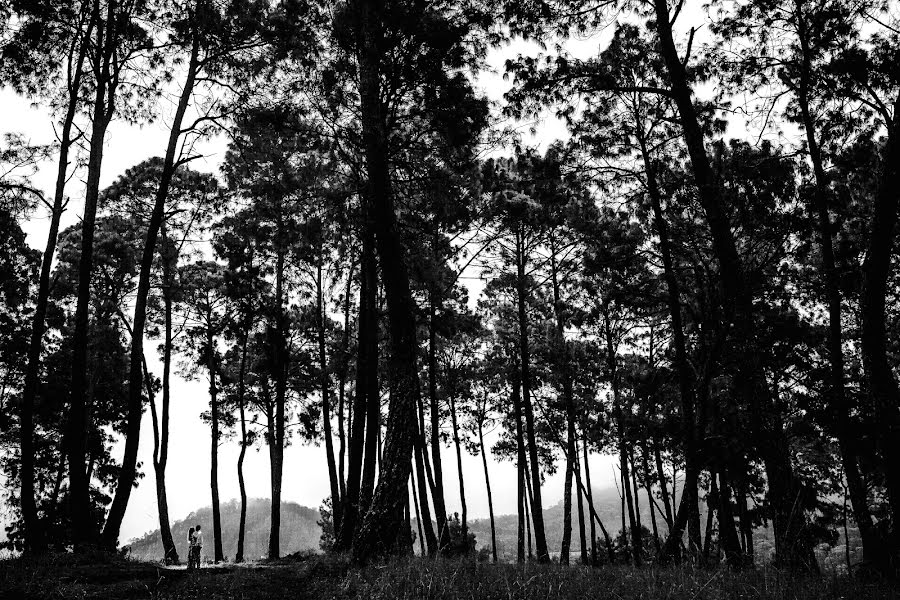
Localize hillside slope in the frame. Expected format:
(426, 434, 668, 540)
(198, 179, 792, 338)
(126, 499, 321, 562)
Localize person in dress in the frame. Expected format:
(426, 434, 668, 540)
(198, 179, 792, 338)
(187, 527, 196, 570)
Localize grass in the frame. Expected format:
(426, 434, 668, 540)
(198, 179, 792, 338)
(1, 552, 898, 600)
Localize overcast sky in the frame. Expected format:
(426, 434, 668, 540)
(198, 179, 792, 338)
(0, 31, 640, 548)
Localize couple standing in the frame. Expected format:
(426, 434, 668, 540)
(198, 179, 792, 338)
(187, 524, 204, 569)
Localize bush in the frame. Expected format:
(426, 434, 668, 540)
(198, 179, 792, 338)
(442, 513, 476, 557)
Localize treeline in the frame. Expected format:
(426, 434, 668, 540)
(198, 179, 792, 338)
(0, 0, 899, 576)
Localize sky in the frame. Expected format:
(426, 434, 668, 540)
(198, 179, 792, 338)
(0, 32, 633, 548)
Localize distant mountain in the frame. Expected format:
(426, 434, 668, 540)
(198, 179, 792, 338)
(128, 488, 852, 568)
(126, 499, 321, 562)
(464, 486, 678, 560)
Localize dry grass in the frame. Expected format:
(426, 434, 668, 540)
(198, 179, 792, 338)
(344, 559, 899, 600)
(1, 552, 897, 600)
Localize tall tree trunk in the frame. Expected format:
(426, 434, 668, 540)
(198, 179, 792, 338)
(640, 442, 662, 554)
(606, 310, 640, 565)
(157, 244, 178, 564)
(337, 263, 355, 504)
(524, 468, 534, 560)
(414, 381, 438, 554)
(703, 472, 718, 563)
(651, 0, 814, 570)
(620, 439, 640, 564)
(638, 131, 699, 558)
(736, 467, 754, 566)
(449, 393, 468, 539)
(428, 290, 450, 548)
(860, 89, 900, 564)
(143, 235, 179, 565)
(139, 350, 177, 565)
(410, 470, 425, 555)
(619, 467, 627, 557)
(208, 318, 224, 563)
(653, 440, 674, 529)
(20, 9, 92, 554)
(102, 34, 200, 551)
(478, 418, 498, 563)
(359, 295, 380, 515)
(262, 388, 279, 559)
(358, 232, 380, 517)
(581, 469, 616, 565)
(318, 257, 342, 533)
(336, 226, 374, 550)
(718, 469, 744, 568)
(413, 429, 438, 554)
(514, 226, 550, 563)
(236, 333, 249, 563)
(513, 369, 526, 563)
(560, 432, 575, 565)
(582, 436, 599, 564)
(268, 239, 288, 561)
(66, 0, 118, 549)
(793, 1, 878, 563)
(629, 448, 643, 561)
(267, 412, 282, 560)
(549, 237, 576, 565)
(575, 439, 588, 564)
(351, 0, 423, 560)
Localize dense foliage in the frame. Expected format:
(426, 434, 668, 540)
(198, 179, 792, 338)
(1, 0, 899, 579)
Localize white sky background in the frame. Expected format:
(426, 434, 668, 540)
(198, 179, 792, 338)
(0, 9, 736, 546)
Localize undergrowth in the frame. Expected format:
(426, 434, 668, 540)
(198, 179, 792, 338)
(0, 552, 897, 600)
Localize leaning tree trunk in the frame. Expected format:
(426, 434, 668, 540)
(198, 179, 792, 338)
(574, 440, 589, 564)
(860, 89, 900, 563)
(582, 437, 598, 564)
(102, 35, 200, 551)
(653, 440, 674, 530)
(478, 418, 498, 563)
(351, 0, 423, 561)
(524, 467, 534, 560)
(651, 0, 815, 570)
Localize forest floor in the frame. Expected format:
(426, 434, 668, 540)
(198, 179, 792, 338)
(2, 551, 899, 600)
